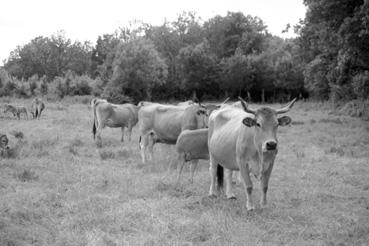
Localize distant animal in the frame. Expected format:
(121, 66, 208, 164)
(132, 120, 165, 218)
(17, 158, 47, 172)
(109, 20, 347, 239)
(92, 99, 139, 146)
(138, 102, 208, 163)
(0, 134, 10, 156)
(3, 104, 28, 120)
(31, 98, 45, 119)
(208, 97, 296, 210)
(176, 128, 209, 183)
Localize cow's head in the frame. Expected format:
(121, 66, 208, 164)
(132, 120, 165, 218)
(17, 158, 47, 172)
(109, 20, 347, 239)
(239, 97, 295, 153)
(0, 134, 9, 150)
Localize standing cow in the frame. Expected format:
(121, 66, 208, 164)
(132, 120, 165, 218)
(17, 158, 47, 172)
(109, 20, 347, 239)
(176, 128, 209, 183)
(31, 98, 45, 119)
(92, 100, 138, 146)
(208, 97, 296, 210)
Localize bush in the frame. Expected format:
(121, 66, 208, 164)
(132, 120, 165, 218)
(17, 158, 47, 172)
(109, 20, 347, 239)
(352, 71, 369, 100)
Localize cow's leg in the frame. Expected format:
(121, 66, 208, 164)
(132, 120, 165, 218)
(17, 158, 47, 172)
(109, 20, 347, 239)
(238, 159, 254, 210)
(176, 154, 186, 184)
(260, 160, 275, 208)
(139, 134, 148, 163)
(147, 133, 155, 161)
(121, 127, 125, 142)
(95, 124, 104, 148)
(189, 159, 198, 184)
(208, 155, 217, 197)
(127, 122, 133, 141)
(225, 168, 236, 199)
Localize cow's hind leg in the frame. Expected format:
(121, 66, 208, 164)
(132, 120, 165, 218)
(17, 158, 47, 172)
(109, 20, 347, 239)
(208, 155, 218, 197)
(95, 124, 104, 148)
(189, 160, 198, 184)
(225, 168, 236, 199)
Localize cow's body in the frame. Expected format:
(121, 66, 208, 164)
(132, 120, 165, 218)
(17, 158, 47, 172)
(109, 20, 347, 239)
(92, 100, 138, 146)
(176, 128, 209, 183)
(208, 98, 296, 210)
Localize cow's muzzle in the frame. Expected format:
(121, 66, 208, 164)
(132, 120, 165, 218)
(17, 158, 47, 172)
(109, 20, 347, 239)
(265, 141, 277, 151)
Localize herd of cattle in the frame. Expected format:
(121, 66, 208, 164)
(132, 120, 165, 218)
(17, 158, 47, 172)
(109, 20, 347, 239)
(0, 98, 45, 155)
(0, 96, 296, 210)
(91, 97, 296, 210)
(0, 96, 297, 210)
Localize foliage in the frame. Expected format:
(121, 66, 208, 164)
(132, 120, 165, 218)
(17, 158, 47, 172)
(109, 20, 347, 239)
(106, 38, 168, 101)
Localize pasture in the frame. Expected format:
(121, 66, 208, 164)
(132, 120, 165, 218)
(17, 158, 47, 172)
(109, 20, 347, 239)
(0, 97, 368, 246)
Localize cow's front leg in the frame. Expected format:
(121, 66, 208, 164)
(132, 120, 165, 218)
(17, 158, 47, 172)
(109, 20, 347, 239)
(238, 158, 254, 210)
(260, 160, 274, 208)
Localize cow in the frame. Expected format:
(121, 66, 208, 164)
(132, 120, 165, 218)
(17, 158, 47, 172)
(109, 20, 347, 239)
(138, 103, 208, 163)
(208, 97, 296, 210)
(30, 98, 45, 119)
(92, 100, 138, 146)
(3, 104, 28, 120)
(176, 128, 209, 184)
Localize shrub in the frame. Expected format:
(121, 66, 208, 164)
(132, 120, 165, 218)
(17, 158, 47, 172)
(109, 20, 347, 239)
(352, 71, 369, 100)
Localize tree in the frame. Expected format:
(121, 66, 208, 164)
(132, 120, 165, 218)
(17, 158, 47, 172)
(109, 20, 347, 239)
(106, 38, 168, 101)
(176, 40, 221, 99)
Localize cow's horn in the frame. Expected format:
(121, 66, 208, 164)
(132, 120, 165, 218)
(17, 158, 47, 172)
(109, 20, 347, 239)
(276, 98, 297, 114)
(238, 97, 256, 115)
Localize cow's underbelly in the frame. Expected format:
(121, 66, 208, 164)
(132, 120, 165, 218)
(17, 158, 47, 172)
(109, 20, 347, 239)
(104, 118, 127, 128)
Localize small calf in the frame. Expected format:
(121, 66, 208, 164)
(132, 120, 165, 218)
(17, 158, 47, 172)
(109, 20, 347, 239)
(176, 128, 209, 183)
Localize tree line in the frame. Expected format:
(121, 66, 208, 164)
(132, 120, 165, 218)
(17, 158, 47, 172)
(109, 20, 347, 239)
(1, 0, 368, 103)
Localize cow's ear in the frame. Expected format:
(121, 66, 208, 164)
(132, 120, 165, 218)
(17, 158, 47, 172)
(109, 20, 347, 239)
(278, 116, 292, 126)
(242, 117, 256, 127)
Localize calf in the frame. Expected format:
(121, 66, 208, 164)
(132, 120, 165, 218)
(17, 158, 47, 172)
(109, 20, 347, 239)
(176, 128, 209, 183)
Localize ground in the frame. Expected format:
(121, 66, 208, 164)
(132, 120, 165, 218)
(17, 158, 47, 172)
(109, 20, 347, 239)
(0, 97, 368, 246)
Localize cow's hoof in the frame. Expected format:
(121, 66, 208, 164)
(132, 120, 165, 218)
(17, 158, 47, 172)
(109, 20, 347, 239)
(228, 196, 237, 200)
(208, 194, 217, 199)
(246, 204, 255, 211)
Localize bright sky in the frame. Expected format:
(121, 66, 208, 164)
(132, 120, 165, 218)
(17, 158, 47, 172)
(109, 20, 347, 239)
(0, 0, 306, 65)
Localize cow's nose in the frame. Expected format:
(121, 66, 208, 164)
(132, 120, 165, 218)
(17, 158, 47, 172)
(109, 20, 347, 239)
(266, 141, 277, 150)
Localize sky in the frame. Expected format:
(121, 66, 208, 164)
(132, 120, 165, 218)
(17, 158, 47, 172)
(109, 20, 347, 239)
(0, 0, 307, 65)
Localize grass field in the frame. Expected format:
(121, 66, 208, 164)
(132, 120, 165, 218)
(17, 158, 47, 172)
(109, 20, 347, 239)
(0, 97, 368, 246)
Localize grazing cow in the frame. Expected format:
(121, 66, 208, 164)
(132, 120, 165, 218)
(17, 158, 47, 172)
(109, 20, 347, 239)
(208, 97, 296, 210)
(4, 104, 28, 120)
(92, 100, 138, 145)
(138, 103, 208, 163)
(176, 128, 209, 183)
(31, 98, 45, 119)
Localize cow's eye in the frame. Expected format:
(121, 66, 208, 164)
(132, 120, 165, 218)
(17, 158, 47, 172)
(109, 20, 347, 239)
(256, 122, 261, 127)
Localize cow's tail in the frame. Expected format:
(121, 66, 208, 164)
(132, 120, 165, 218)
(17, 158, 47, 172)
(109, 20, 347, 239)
(216, 164, 224, 190)
(138, 136, 141, 149)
